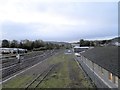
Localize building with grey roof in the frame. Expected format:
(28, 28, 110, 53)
(77, 46, 119, 88)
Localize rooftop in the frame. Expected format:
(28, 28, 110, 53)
(81, 46, 119, 78)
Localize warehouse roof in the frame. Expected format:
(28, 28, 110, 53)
(81, 46, 119, 78)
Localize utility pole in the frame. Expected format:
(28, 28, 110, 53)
(16, 48, 20, 63)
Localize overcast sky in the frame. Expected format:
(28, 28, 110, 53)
(0, 0, 119, 42)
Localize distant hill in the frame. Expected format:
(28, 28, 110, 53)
(108, 37, 120, 46)
(110, 37, 120, 42)
(45, 41, 71, 49)
(45, 41, 70, 46)
(45, 41, 70, 45)
(71, 37, 120, 47)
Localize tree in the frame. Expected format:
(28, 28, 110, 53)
(101, 40, 107, 44)
(90, 41, 95, 46)
(22, 40, 32, 50)
(34, 40, 40, 48)
(45, 43, 53, 49)
(31, 42, 35, 49)
(10, 40, 18, 48)
(34, 40, 45, 48)
(19, 42, 23, 48)
(80, 39, 91, 46)
(80, 39, 85, 46)
(84, 40, 90, 46)
(2, 39, 9, 48)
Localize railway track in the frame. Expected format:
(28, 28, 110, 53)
(1, 51, 44, 64)
(25, 64, 56, 90)
(2, 50, 55, 68)
(1, 50, 60, 79)
(1, 53, 45, 68)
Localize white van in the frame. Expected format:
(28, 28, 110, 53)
(75, 53, 80, 57)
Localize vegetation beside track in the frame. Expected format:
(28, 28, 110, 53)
(3, 75, 34, 88)
(2, 51, 95, 88)
(38, 52, 95, 88)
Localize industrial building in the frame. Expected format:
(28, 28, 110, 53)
(78, 46, 119, 88)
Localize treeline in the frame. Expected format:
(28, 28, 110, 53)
(1, 39, 65, 50)
(79, 39, 111, 47)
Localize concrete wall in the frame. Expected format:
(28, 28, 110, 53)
(77, 56, 118, 89)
